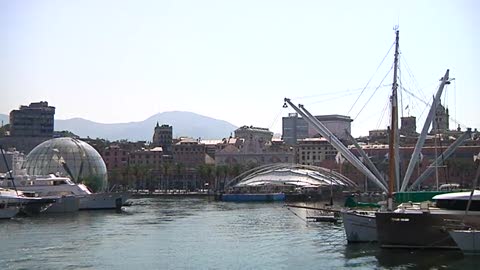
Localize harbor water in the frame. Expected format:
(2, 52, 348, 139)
(0, 197, 478, 270)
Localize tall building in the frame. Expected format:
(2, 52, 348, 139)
(282, 113, 309, 145)
(431, 102, 449, 134)
(152, 123, 173, 153)
(400, 116, 417, 136)
(234, 125, 273, 153)
(9, 101, 55, 137)
(282, 113, 352, 144)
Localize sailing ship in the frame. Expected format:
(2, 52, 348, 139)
(376, 191, 480, 248)
(340, 28, 403, 243)
(377, 153, 480, 249)
(284, 29, 474, 245)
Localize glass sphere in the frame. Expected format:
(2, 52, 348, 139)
(24, 137, 107, 192)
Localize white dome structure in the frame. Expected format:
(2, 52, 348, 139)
(225, 163, 357, 189)
(23, 137, 107, 191)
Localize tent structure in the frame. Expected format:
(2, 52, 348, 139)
(224, 163, 357, 190)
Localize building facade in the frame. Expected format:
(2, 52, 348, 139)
(152, 123, 173, 153)
(10, 101, 55, 137)
(172, 138, 206, 168)
(282, 114, 352, 144)
(215, 126, 295, 166)
(282, 113, 309, 145)
(296, 138, 338, 166)
(102, 145, 130, 170)
(129, 147, 165, 170)
(400, 116, 417, 136)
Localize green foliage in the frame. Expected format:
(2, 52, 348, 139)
(0, 124, 10, 137)
(82, 175, 106, 192)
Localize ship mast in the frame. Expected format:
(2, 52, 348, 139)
(388, 29, 400, 211)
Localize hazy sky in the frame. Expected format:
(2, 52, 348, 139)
(1, 0, 478, 136)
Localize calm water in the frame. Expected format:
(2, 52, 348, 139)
(0, 197, 478, 270)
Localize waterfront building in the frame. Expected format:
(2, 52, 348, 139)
(152, 123, 173, 153)
(318, 143, 480, 191)
(0, 101, 56, 153)
(129, 147, 165, 170)
(368, 129, 388, 144)
(200, 139, 223, 159)
(400, 116, 417, 136)
(296, 138, 338, 166)
(215, 126, 294, 166)
(282, 113, 352, 144)
(10, 101, 55, 137)
(235, 125, 273, 149)
(102, 145, 129, 170)
(282, 113, 309, 145)
(309, 115, 353, 140)
(172, 138, 207, 168)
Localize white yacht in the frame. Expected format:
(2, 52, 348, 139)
(0, 191, 21, 219)
(0, 187, 55, 216)
(0, 174, 130, 212)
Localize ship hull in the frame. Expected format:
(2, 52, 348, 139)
(449, 230, 480, 254)
(79, 192, 130, 210)
(375, 211, 480, 249)
(341, 210, 377, 242)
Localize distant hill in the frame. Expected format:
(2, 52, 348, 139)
(1, 111, 237, 141)
(55, 111, 237, 141)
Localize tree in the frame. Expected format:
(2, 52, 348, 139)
(161, 162, 172, 192)
(108, 168, 125, 191)
(82, 175, 104, 192)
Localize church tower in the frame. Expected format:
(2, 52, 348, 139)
(430, 102, 449, 134)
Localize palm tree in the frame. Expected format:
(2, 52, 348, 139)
(161, 162, 172, 192)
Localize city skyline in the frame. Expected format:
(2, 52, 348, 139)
(2, 0, 479, 137)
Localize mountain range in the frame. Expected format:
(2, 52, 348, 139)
(0, 111, 238, 141)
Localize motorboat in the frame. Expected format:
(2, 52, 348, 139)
(0, 192, 20, 219)
(0, 174, 129, 211)
(0, 187, 55, 216)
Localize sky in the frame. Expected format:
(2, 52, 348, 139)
(1, 0, 479, 137)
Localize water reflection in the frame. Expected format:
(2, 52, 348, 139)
(1, 198, 478, 270)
